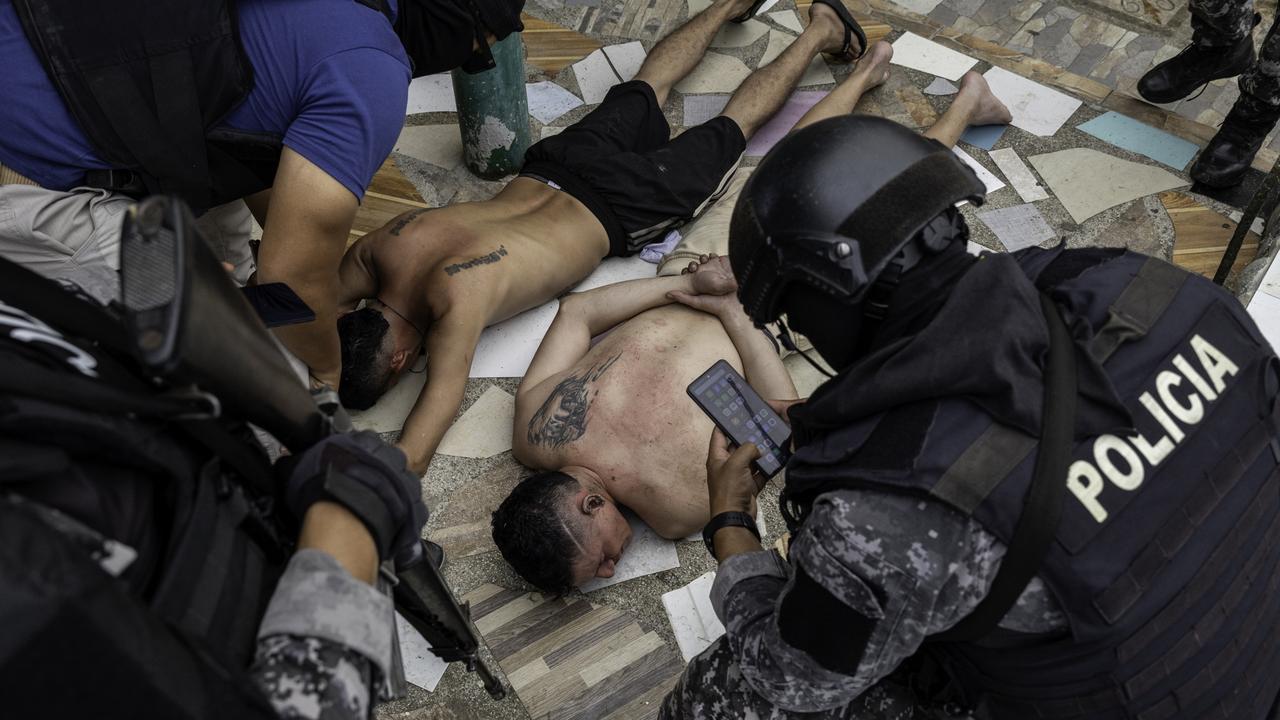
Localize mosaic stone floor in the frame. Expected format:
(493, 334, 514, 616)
(920, 0, 1280, 150)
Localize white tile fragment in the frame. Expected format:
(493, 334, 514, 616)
(406, 74, 456, 114)
(890, 32, 978, 81)
(982, 66, 1083, 137)
(989, 147, 1050, 202)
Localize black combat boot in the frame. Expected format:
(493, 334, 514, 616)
(1138, 32, 1255, 104)
(1191, 94, 1280, 188)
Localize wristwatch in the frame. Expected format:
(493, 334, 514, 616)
(702, 511, 760, 556)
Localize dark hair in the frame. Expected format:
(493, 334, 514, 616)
(337, 307, 394, 411)
(491, 471, 581, 595)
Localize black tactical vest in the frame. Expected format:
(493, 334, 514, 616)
(784, 248, 1280, 719)
(0, 262, 287, 717)
(11, 0, 394, 212)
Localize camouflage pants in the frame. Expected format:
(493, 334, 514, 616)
(659, 638, 933, 720)
(1191, 0, 1280, 106)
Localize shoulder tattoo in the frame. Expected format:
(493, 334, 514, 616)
(388, 209, 428, 236)
(445, 245, 508, 276)
(527, 353, 622, 450)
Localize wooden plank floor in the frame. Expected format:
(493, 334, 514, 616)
(524, 14, 604, 75)
(349, 158, 428, 247)
(464, 583, 685, 720)
(1161, 191, 1260, 279)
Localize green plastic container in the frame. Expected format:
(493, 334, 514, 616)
(451, 33, 533, 179)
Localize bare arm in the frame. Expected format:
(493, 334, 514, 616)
(719, 308, 796, 401)
(518, 273, 696, 394)
(667, 256, 797, 400)
(256, 147, 359, 388)
(396, 312, 482, 476)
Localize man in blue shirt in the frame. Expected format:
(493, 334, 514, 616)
(0, 0, 521, 390)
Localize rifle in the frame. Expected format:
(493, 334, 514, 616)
(116, 196, 507, 700)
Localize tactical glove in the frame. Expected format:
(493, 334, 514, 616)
(283, 431, 428, 565)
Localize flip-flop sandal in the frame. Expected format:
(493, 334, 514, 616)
(731, 0, 769, 23)
(809, 0, 867, 61)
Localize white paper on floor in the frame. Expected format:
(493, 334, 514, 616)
(767, 9, 803, 33)
(756, 0, 783, 15)
(675, 52, 754, 94)
(952, 147, 1005, 196)
(1250, 250, 1280, 344)
(759, 29, 792, 67)
(436, 385, 516, 458)
(1029, 148, 1188, 224)
(471, 255, 656, 377)
(573, 48, 621, 104)
(890, 32, 978, 82)
(982, 66, 1082, 138)
(662, 572, 725, 662)
(978, 203, 1058, 252)
(581, 509, 681, 592)
(396, 612, 449, 691)
(393, 125, 463, 170)
(684, 94, 731, 126)
(799, 55, 835, 87)
(988, 147, 1050, 202)
(526, 81, 583, 124)
(712, 18, 770, 48)
(922, 77, 958, 95)
(603, 41, 648, 83)
(406, 74, 456, 114)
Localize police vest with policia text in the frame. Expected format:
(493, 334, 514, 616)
(783, 247, 1280, 720)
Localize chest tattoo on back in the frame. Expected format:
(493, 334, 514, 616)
(445, 245, 508, 276)
(527, 352, 622, 450)
(388, 209, 427, 236)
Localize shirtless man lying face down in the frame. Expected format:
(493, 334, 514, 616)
(333, 0, 876, 474)
(493, 256, 797, 593)
(488, 63, 1014, 593)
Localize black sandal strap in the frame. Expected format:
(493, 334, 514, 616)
(811, 0, 867, 59)
(731, 0, 769, 23)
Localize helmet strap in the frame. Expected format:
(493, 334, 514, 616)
(775, 317, 835, 378)
(859, 250, 908, 354)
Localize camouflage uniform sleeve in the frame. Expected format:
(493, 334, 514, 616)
(709, 488, 1066, 713)
(249, 549, 395, 720)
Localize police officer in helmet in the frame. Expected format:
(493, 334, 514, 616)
(661, 115, 1280, 719)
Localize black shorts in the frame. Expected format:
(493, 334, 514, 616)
(521, 80, 746, 258)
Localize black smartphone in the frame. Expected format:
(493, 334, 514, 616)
(687, 360, 792, 478)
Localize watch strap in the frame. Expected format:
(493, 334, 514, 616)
(703, 511, 760, 556)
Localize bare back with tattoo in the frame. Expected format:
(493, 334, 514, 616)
(515, 305, 746, 538)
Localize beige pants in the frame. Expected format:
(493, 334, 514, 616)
(655, 166, 816, 355)
(0, 182, 256, 301)
(656, 168, 754, 277)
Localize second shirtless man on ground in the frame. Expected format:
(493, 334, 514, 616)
(334, 0, 873, 474)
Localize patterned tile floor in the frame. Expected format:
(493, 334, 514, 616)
(921, 0, 1280, 150)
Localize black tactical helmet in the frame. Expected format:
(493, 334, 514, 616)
(729, 116, 987, 326)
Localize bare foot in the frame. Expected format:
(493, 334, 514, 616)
(958, 70, 1012, 125)
(849, 40, 892, 89)
(807, 1, 861, 61)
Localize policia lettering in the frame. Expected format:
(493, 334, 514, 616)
(1069, 334, 1239, 522)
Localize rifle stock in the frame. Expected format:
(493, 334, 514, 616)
(118, 196, 507, 700)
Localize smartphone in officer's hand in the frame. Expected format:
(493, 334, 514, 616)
(687, 360, 792, 478)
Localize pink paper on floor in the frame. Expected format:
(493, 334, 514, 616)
(745, 90, 829, 157)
